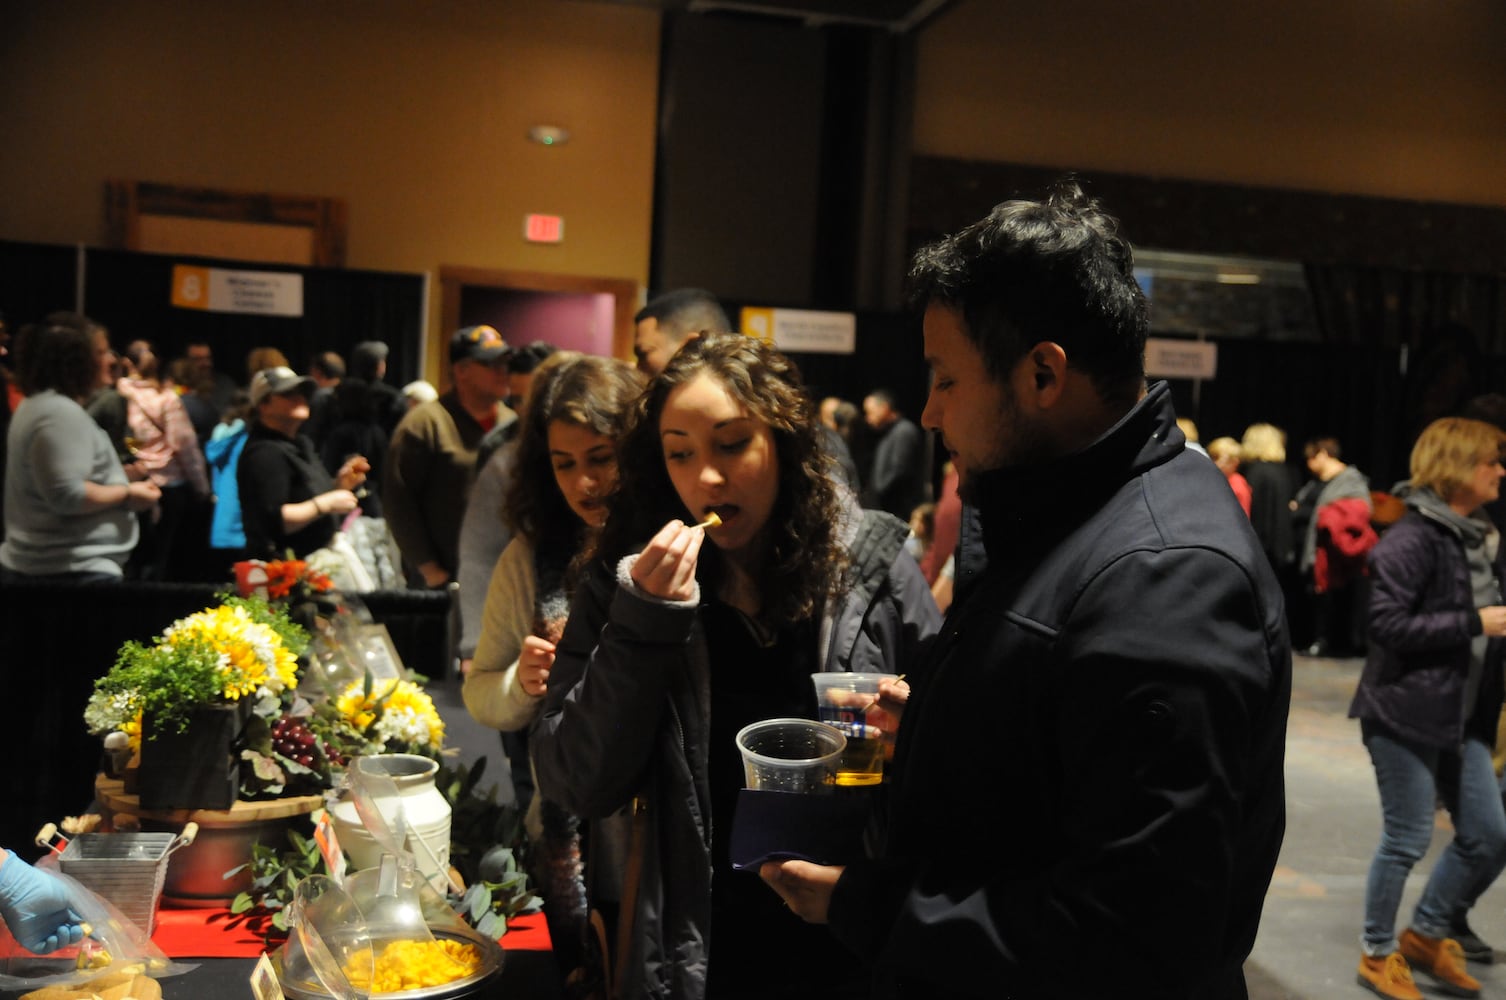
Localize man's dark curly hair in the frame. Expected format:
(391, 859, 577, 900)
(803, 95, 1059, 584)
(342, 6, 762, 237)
(596, 332, 848, 629)
(505, 352, 645, 553)
(14, 313, 107, 400)
(907, 178, 1148, 407)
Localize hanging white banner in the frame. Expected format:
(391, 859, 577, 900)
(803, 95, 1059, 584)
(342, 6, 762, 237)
(740, 306, 856, 355)
(1145, 337, 1217, 380)
(171, 264, 304, 317)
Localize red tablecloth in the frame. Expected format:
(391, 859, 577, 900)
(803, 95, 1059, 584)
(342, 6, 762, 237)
(151, 907, 552, 958)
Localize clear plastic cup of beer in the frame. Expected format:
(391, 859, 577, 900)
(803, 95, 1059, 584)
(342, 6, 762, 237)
(810, 673, 899, 787)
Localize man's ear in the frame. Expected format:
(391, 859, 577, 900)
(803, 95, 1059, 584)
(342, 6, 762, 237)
(1024, 342, 1069, 408)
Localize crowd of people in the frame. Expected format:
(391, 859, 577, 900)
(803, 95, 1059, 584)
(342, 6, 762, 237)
(0, 318, 447, 586)
(6, 179, 1506, 1000)
(471, 182, 1284, 999)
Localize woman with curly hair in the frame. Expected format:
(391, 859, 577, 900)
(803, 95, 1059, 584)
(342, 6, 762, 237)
(533, 333, 940, 1000)
(462, 350, 645, 983)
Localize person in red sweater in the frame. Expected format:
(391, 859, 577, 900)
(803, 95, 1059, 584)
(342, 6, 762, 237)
(1209, 436, 1252, 517)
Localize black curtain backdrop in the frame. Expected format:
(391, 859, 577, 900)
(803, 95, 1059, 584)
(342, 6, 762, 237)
(716, 303, 936, 495)
(0, 240, 80, 328)
(1301, 263, 1506, 485)
(723, 270, 1505, 494)
(0, 580, 454, 853)
(1165, 340, 1407, 489)
(81, 248, 424, 388)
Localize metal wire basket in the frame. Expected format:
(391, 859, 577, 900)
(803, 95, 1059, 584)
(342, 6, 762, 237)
(35, 823, 197, 936)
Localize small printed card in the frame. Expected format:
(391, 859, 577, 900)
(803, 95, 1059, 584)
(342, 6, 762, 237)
(250, 952, 286, 1000)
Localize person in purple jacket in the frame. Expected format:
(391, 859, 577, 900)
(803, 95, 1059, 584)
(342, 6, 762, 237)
(1350, 416, 1506, 999)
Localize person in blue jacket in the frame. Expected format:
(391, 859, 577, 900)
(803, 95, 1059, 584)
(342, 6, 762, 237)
(205, 390, 251, 568)
(761, 181, 1292, 1000)
(532, 333, 939, 1000)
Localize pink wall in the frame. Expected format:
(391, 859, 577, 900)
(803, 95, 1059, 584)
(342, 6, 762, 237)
(460, 289, 617, 357)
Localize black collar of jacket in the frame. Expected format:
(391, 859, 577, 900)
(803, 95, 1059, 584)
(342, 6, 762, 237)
(971, 380, 1182, 566)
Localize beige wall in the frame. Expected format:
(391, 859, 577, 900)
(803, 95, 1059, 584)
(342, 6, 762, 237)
(6, 0, 1504, 376)
(914, 0, 1506, 208)
(0, 0, 660, 378)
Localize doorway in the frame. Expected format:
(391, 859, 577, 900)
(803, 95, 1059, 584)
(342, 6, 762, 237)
(438, 267, 639, 378)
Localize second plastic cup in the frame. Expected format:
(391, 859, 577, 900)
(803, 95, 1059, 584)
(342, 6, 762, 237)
(811, 672, 898, 786)
(735, 718, 846, 795)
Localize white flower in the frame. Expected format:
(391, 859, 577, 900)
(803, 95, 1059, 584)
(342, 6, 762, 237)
(84, 689, 136, 735)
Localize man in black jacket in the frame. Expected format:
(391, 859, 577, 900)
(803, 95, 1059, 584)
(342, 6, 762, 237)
(762, 181, 1292, 999)
(860, 388, 927, 519)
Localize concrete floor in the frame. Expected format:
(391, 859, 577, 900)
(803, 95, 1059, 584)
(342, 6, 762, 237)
(432, 654, 1506, 999)
(1248, 653, 1506, 999)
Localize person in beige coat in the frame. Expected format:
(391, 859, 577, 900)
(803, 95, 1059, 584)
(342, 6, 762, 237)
(461, 351, 643, 981)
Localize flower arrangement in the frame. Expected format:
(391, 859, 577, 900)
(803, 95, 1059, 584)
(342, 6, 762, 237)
(262, 559, 334, 602)
(85, 565, 451, 808)
(236, 557, 344, 635)
(85, 596, 306, 752)
(334, 677, 447, 758)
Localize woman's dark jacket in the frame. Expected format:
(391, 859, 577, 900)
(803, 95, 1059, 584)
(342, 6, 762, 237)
(1348, 509, 1505, 749)
(1243, 459, 1299, 570)
(531, 506, 940, 1000)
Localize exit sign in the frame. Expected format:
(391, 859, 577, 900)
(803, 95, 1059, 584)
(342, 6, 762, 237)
(524, 214, 564, 243)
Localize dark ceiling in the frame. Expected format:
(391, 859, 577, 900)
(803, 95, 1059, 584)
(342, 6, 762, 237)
(578, 0, 954, 33)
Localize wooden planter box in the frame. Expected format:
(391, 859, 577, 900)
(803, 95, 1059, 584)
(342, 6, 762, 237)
(138, 703, 248, 811)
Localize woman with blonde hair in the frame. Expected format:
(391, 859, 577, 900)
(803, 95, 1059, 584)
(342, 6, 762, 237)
(245, 346, 290, 381)
(1349, 417, 1506, 998)
(1207, 436, 1251, 517)
(1241, 421, 1301, 612)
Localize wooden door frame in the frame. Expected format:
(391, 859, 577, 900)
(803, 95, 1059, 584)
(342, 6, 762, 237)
(438, 266, 640, 371)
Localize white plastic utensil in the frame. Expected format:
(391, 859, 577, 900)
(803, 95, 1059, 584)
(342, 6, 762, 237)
(290, 875, 370, 1000)
(344, 767, 435, 943)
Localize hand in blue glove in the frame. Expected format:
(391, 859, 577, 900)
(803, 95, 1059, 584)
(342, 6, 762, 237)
(0, 850, 84, 954)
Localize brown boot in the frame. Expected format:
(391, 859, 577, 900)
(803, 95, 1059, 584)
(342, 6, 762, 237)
(1357, 952, 1422, 1000)
(1398, 928, 1481, 998)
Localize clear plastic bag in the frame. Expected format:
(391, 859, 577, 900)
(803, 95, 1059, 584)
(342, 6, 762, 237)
(0, 856, 193, 992)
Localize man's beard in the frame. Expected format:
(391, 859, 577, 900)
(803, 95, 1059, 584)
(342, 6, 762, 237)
(957, 384, 1052, 506)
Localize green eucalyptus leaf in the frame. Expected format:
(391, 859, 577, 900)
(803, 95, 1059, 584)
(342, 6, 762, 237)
(467, 885, 492, 922)
(476, 911, 503, 940)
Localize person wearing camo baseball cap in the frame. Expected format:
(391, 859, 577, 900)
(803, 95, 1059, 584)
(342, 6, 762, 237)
(385, 324, 515, 588)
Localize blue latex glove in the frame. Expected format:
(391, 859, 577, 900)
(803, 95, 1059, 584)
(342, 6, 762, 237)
(0, 850, 83, 954)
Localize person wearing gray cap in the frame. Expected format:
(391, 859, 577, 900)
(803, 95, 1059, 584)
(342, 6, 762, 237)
(237, 366, 369, 559)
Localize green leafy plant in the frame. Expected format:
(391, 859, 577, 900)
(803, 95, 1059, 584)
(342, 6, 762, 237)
(225, 823, 328, 942)
(95, 635, 225, 737)
(437, 757, 541, 937)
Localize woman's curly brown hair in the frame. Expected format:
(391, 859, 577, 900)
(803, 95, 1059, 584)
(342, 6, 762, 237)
(504, 352, 645, 552)
(596, 332, 848, 628)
